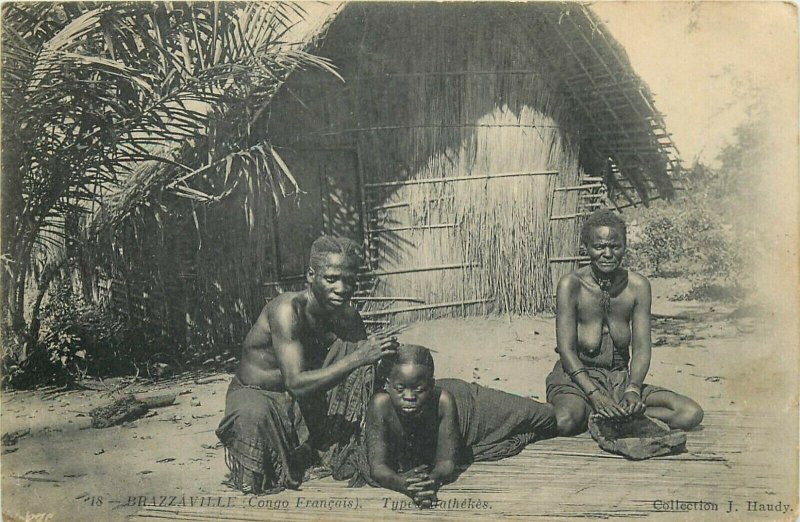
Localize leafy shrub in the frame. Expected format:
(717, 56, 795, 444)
(626, 214, 686, 276)
(623, 111, 769, 302)
(3, 281, 168, 388)
(626, 205, 750, 299)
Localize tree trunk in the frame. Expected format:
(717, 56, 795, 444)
(25, 258, 68, 357)
(3, 218, 39, 360)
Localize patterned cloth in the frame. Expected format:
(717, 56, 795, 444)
(546, 360, 667, 406)
(216, 339, 375, 494)
(440, 378, 556, 463)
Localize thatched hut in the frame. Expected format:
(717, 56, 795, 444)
(88, 2, 682, 355)
(260, 2, 681, 324)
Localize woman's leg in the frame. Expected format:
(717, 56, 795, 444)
(643, 389, 704, 430)
(551, 394, 593, 436)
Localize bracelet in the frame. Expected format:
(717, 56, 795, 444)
(586, 388, 601, 397)
(568, 367, 589, 379)
(624, 384, 642, 397)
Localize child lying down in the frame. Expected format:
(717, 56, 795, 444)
(365, 344, 556, 507)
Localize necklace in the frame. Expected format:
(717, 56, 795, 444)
(589, 268, 629, 318)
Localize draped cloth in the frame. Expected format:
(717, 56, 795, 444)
(345, 379, 556, 487)
(215, 339, 375, 494)
(439, 379, 556, 463)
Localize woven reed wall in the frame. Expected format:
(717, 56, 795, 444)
(267, 3, 587, 322)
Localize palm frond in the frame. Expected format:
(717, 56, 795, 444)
(3, 0, 338, 308)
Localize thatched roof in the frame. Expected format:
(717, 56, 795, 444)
(94, 1, 681, 233)
(527, 3, 682, 207)
(287, 1, 682, 208)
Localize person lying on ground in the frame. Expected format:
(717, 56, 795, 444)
(366, 344, 556, 507)
(546, 209, 704, 436)
(216, 235, 399, 494)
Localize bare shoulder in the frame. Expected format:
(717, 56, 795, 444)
(437, 387, 456, 415)
(556, 270, 583, 294)
(266, 291, 306, 334)
(368, 391, 393, 417)
(626, 271, 652, 294)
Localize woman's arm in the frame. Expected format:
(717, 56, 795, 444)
(429, 389, 460, 486)
(621, 275, 652, 415)
(365, 394, 414, 494)
(629, 275, 653, 387)
(556, 275, 601, 394)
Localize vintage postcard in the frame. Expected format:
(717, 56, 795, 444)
(1, 1, 798, 521)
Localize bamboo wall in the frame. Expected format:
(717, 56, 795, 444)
(266, 3, 589, 322)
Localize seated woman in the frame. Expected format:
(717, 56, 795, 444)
(365, 344, 555, 507)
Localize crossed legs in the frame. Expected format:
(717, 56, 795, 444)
(552, 390, 703, 437)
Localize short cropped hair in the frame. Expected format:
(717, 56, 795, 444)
(580, 209, 627, 244)
(382, 344, 435, 379)
(308, 235, 362, 270)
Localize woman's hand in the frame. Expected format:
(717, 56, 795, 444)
(620, 391, 646, 416)
(402, 466, 438, 508)
(588, 389, 628, 419)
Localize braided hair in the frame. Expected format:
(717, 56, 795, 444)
(379, 344, 435, 381)
(308, 235, 362, 270)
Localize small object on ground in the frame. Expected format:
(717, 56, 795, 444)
(2, 428, 31, 446)
(89, 396, 148, 428)
(93, 449, 105, 455)
(90, 393, 177, 429)
(13, 474, 61, 483)
(588, 414, 687, 460)
(3, 447, 19, 454)
(191, 398, 202, 407)
(132, 392, 177, 409)
(194, 376, 229, 385)
(156, 457, 175, 463)
(137, 470, 153, 475)
(151, 362, 172, 378)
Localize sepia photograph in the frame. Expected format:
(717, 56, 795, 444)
(1, 1, 798, 520)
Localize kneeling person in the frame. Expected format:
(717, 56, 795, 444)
(216, 236, 398, 494)
(547, 209, 704, 436)
(366, 345, 555, 507)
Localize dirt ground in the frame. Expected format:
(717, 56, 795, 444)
(1, 278, 797, 521)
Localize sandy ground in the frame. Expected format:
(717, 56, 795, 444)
(1, 278, 797, 521)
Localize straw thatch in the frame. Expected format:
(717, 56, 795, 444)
(262, 2, 679, 323)
(81, 2, 682, 351)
